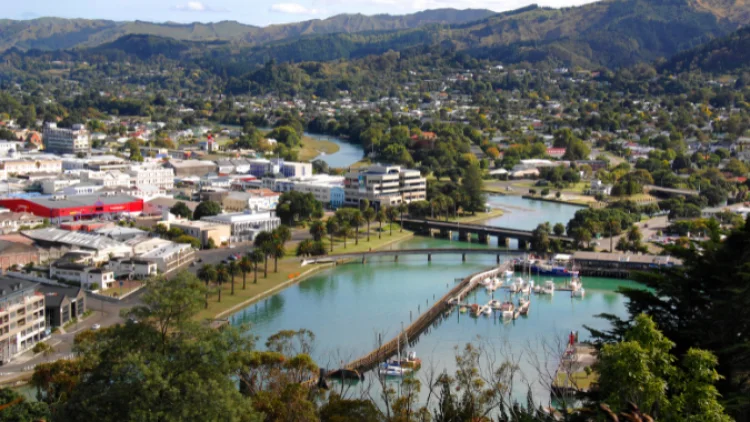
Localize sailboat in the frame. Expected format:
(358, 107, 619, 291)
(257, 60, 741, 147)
(379, 332, 414, 377)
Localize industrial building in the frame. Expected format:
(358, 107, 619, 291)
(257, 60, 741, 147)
(0, 193, 144, 221)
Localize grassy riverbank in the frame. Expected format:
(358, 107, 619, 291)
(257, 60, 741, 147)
(298, 136, 340, 162)
(440, 208, 505, 224)
(197, 226, 413, 320)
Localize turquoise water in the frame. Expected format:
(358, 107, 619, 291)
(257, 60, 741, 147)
(305, 132, 364, 168)
(231, 235, 637, 399)
(230, 197, 630, 401)
(484, 194, 584, 231)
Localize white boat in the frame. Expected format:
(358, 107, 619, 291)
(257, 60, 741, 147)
(481, 305, 493, 316)
(504, 270, 514, 279)
(572, 288, 586, 298)
(500, 301, 515, 319)
(488, 299, 502, 310)
(540, 280, 555, 295)
(520, 284, 531, 295)
(379, 363, 412, 377)
(533, 285, 542, 293)
(485, 277, 503, 292)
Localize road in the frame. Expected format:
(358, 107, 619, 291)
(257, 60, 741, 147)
(594, 215, 669, 254)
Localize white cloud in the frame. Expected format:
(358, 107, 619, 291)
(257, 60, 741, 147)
(270, 3, 321, 15)
(174, 1, 228, 12)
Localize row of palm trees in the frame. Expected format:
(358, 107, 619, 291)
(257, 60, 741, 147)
(196, 226, 292, 305)
(310, 202, 409, 253)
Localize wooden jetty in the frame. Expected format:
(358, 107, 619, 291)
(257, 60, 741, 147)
(341, 262, 513, 373)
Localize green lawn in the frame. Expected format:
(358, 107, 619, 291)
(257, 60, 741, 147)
(297, 136, 341, 162)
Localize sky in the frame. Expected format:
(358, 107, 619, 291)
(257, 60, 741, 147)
(2, 0, 601, 26)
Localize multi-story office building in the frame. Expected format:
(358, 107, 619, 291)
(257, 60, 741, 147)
(127, 165, 175, 191)
(43, 123, 90, 154)
(343, 164, 426, 208)
(202, 211, 281, 243)
(0, 277, 46, 364)
(247, 158, 312, 179)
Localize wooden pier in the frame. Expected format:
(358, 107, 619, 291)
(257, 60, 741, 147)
(341, 262, 513, 373)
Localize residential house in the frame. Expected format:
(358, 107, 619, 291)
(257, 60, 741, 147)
(37, 285, 85, 328)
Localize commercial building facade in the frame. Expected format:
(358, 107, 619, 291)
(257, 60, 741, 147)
(343, 164, 426, 208)
(0, 278, 46, 364)
(202, 211, 281, 243)
(0, 194, 144, 221)
(37, 285, 85, 328)
(43, 123, 90, 154)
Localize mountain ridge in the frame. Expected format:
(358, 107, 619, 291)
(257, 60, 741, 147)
(0, 9, 497, 51)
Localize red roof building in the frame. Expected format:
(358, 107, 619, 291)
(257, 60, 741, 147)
(0, 194, 144, 222)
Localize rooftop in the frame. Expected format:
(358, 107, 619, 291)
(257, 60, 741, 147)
(139, 242, 193, 259)
(21, 228, 130, 251)
(19, 193, 141, 210)
(37, 284, 84, 308)
(572, 251, 682, 266)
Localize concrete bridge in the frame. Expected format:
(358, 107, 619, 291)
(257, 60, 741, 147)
(301, 248, 524, 266)
(399, 218, 574, 249)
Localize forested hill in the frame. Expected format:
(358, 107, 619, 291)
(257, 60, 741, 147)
(222, 0, 750, 69)
(0, 9, 495, 52)
(660, 25, 750, 73)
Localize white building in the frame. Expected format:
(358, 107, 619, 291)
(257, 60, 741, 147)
(343, 164, 426, 208)
(222, 191, 280, 212)
(43, 123, 90, 155)
(0, 278, 46, 364)
(127, 165, 175, 191)
(0, 158, 62, 176)
(50, 262, 116, 290)
(80, 170, 131, 188)
(41, 177, 81, 194)
(138, 242, 195, 274)
(0, 141, 23, 157)
(0, 212, 45, 234)
(202, 211, 281, 243)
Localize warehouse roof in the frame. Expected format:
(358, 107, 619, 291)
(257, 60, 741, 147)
(21, 228, 130, 251)
(19, 194, 140, 210)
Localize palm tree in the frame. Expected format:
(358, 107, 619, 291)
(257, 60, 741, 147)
(197, 264, 216, 287)
(196, 264, 216, 308)
(363, 207, 375, 242)
(397, 203, 408, 232)
(326, 217, 339, 252)
(297, 239, 314, 257)
(375, 208, 387, 239)
(239, 256, 252, 290)
(272, 239, 286, 273)
(254, 231, 274, 278)
(387, 206, 398, 236)
(227, 260, 239, 295)
(249, 249, 264, 284)
(309, 220, 326, 242)
(351, 210, 364, 245)
(215, 263, 230, 303)
(274, 225, 292, 242)
(339, 222, 351, 248)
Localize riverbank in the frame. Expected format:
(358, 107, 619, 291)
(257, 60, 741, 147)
(298, 136, 341, 162)
(441, 208, 506, 224)
(197, 227, 414, 320)
(521, 194, 593, 207)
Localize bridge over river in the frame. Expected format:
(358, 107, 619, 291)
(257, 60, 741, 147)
(301, 248, 524, 266)
(399, 218, 574, 249)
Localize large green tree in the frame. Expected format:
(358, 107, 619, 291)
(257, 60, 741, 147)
(460, 163, 486, 214)
(33, 271, 263, 422)
(193, 200, 222, 220)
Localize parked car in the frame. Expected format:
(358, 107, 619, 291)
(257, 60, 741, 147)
(91, 323, 101, 330)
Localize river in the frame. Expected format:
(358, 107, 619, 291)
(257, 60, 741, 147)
(304, 132, 365, 168)
(231, 196, 630, 402)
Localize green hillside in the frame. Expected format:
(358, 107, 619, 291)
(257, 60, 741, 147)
(222, 0, 750, 68)
(0, 9, 495, 51)
(660, 25, 750, 73)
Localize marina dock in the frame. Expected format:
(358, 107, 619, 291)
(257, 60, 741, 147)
(340, 262, 513, 375)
